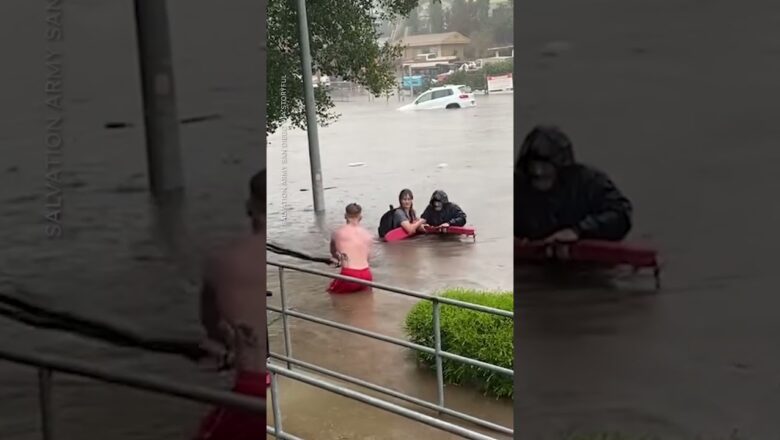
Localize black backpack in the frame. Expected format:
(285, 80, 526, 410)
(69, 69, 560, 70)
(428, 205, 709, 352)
(378, 205, 396, 238)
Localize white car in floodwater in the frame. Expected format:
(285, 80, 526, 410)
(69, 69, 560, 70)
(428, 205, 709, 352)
(398, 85, 476, 111)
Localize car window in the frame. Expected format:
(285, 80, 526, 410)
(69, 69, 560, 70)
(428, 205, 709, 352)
(416, 92, 432, 104)
(458, 86, 472, 94)
(431, 89, 453, 100)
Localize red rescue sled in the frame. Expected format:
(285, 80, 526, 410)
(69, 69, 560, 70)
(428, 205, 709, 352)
(384, 225, 476, 242)
(515, 238, 661, 288)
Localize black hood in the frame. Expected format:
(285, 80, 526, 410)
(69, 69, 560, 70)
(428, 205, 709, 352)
(430, 190, 449, 205)
(515, 125, 575, 172)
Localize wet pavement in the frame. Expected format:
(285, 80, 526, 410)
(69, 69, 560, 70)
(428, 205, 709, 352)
(266, 95, 514, 438)
(515, 0, 780, 438)
(1, 1, 262, 438)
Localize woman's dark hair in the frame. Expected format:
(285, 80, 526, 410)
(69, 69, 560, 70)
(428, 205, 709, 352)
(398, 188, 417, 221)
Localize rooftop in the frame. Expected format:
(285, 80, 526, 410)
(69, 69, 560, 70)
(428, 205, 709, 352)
(486, 45, 514, 51)
(395, 32, 471, 47)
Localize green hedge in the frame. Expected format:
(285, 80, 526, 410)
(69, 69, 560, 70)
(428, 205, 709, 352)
(404, 289, 513, 399)
(443, 70, 487, 91)
(443, 60, 514, 91)
(483, 60, 514, 75)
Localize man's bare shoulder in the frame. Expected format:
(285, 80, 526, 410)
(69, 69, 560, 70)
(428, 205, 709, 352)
(332, 225, 349, 238)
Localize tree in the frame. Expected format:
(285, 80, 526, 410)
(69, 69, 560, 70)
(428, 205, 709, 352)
(267, 0, 419, 134)
(469, 29, 494, 58)
(443, 0, 512, 58)
(429, 0, 445, 33)
(490, 2, 513, 45)
(445, 0, 472, 35)
(476, 0, 490, 26)
(406, 7, 421, 35)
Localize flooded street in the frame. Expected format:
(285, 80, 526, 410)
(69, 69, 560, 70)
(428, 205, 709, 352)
(266, 95, 513, 438)
(516, 0, 780, 438)
(1, 1, 262, 438)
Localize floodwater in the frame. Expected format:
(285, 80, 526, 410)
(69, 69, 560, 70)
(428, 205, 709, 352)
(1, 1, 262, 439)
(515, 0, 780, 438)
(266, 95, 514, 438)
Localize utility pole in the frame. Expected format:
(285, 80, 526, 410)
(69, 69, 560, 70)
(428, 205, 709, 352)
(133, 0, 184, 197)
(295, 0, 325, 213)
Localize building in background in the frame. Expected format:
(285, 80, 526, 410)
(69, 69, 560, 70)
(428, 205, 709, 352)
(395, 31, 471, 63)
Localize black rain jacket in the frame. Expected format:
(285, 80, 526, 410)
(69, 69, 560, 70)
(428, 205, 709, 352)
(421, 190, 467, 227)
(515, 126, 632, 241)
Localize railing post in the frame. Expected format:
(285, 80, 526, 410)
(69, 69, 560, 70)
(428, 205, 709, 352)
(270, 371, 283, 437)
(278, 267, 293, 370)
(38, 368, 53, 440)
(432, 300, 445, 409)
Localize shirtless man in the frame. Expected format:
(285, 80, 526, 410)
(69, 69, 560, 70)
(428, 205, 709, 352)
(196, 170, 265, 440)
(327, 203, 374, 294)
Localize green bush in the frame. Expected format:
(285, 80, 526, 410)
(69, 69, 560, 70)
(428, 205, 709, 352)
(444, 70, 487, 91)
(404, 289, 513, 399)
(443, 59, 514, 91)
(483, 59, 513, 75)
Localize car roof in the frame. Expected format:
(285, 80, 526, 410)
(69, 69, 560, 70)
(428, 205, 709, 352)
(427, 85, 468, 91)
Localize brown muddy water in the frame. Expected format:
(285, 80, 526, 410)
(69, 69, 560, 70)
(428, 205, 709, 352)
(515, 0, 780, 438)
(1, 1, 263, 439)
(266, 95, 514, 439)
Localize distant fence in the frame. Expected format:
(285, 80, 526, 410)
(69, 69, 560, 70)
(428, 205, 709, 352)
(325, 80, 411, 102)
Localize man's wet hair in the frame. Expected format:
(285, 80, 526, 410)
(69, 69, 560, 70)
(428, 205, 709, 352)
(345, 203, 362, 218)
(249, 170, 265, 213)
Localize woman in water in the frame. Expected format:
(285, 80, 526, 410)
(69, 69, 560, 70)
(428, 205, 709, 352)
(393, 189, 427, 234)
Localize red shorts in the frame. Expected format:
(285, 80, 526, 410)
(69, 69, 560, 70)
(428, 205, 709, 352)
(195, 371, 265, 440)
(327, 267, 373, 294)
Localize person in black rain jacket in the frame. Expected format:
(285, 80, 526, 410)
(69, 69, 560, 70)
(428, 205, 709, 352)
(515, 125, 632, 242)
(421, 190, 467, 228)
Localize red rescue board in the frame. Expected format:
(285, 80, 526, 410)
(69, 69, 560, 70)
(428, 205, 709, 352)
(383, 227, 412, 242)
(383, 225, 476, 242)
(515, 239, 661, 287)
(423, 225, 475, 237)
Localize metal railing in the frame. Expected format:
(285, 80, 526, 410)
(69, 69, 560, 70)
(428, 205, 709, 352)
(0, 348, 265, 440)
(266, 260, 514, 439)
(267, 364, 497, 440)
